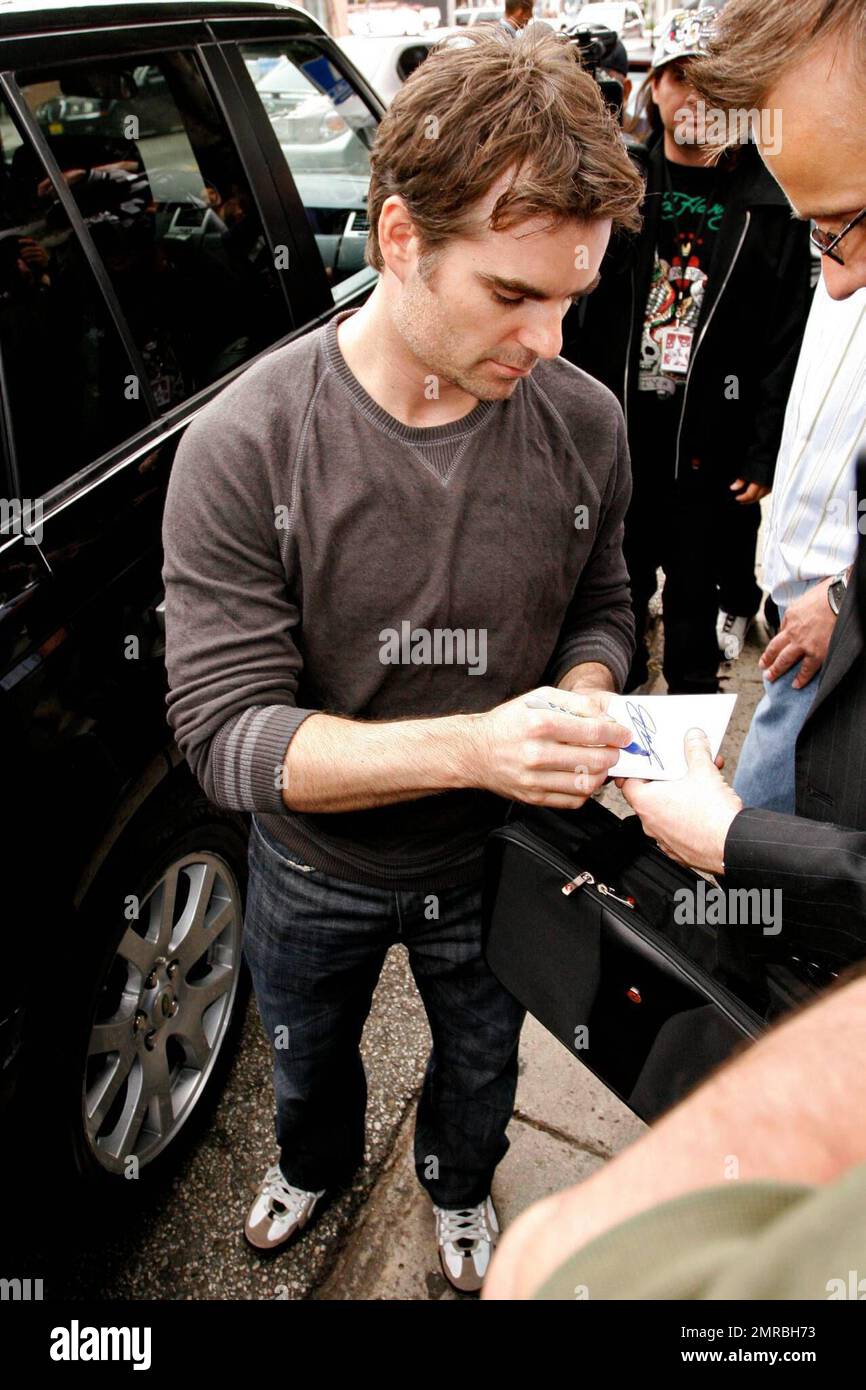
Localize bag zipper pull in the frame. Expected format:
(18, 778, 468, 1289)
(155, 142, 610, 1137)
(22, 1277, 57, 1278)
(597, 883, 636, 909)
(562, 870, 594, 896)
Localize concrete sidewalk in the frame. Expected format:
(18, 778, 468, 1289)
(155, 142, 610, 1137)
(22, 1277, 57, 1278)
(314, 1013, 645, 1300)
(315, 599, 771, 1301)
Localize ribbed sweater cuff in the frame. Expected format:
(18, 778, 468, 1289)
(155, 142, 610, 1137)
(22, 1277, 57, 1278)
(547, 631, 631, 692)
(210, 704, 316, 813)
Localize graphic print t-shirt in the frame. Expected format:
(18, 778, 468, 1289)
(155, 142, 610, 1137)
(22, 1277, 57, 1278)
(637, 159, 726, 400)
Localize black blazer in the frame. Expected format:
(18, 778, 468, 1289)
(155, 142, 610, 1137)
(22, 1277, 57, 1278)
(723, 451, 866, 967)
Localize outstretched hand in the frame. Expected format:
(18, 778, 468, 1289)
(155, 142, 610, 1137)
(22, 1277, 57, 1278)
(615, 728, 743, 876)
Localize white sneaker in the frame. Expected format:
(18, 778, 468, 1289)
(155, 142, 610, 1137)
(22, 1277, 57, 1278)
(717, 611, 752, 661)
(433, 1195, 500, 1293)
(244, 1163, 326, 1251)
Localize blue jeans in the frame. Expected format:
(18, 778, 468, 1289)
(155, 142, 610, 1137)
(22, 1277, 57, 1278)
(733, 593, 821, 812)
(242, 815, 526, 1208)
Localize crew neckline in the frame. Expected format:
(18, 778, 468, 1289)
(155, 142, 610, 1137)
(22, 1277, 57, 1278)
(324, 306, 500, 445)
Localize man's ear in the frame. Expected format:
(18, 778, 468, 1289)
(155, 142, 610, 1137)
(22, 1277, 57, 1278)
(377, 194, 417, 282)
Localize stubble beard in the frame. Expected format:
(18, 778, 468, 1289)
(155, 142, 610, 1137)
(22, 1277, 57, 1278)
(391, 247, 517, 401)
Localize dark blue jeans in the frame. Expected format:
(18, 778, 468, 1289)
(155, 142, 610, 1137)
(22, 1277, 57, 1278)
(242, 815, 526, 1208)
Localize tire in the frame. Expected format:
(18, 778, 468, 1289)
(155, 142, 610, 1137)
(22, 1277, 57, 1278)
(22, 776, 251, 1198)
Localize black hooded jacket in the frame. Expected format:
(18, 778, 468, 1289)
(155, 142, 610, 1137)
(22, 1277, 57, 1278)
(562, 138, 814, 488)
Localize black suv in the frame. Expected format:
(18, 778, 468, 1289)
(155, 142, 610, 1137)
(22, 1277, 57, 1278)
(0, 0, 384, 1189)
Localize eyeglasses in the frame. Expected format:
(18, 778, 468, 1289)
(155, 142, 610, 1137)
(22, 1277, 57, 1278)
(809, 207, 866, 265)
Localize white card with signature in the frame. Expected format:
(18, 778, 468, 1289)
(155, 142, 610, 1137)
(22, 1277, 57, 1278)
(606, 693, 738, 781)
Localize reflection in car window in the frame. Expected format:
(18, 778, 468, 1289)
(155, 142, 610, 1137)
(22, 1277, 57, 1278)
(240, 41, 378, 302)
(17, 52, 290, 415)
(0, 100, 149, 499)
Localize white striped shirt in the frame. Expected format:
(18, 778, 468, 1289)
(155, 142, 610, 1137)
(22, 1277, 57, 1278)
(762, 275, 866, 607)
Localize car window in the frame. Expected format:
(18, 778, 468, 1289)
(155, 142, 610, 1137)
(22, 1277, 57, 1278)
(17, 51, 291, 415)
(0, 97, 149, 500)
(240, 39, 378, 303)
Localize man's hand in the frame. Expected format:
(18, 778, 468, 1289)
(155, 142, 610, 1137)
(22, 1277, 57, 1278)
(472, 685, 632, 810)
(759, 578, 836, 687)
(730, 477, 771, 505)
(616, 728, 743, 875)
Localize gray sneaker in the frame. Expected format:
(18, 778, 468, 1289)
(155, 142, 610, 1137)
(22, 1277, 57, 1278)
(433, 1195, 500, 1293)
(244, 1163, 326, 1252)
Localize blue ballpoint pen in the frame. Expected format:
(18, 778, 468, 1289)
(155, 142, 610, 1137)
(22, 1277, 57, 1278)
(621, 740, 651, 757)
(523, 695, 651, 757)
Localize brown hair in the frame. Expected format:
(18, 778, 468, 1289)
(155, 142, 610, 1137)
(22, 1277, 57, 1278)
(626, 68, 662, 143)
(690, 0, 866, 112)
(364, 27, 644, 274)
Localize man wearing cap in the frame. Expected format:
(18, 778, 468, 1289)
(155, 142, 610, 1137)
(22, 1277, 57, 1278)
(563, 6, 812, 696)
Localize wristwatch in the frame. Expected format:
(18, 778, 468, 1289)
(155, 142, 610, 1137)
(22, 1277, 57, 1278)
(827, 569, 849, 616)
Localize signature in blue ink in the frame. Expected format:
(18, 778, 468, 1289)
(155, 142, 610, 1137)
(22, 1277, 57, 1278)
(624, 700, 664, 770)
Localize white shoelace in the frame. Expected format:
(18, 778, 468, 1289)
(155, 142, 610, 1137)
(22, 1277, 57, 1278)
(435, 1203, 490, 1247)
(261, 1164, 322, 1219)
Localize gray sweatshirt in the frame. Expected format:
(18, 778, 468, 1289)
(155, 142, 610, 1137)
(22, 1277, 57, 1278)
(162, 306, 634, 890)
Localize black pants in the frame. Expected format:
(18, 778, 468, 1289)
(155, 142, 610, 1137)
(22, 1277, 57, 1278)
(624, 464, 762, 694)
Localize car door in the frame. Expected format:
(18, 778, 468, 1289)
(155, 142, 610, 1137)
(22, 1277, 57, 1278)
(0, 505, 55, 1113)
(0, 12, 335, 1179)
(205, 9, 385, 312)
(0, 12, 382, 920)
(1, 19, 303, 892)
(0, 71, 159, 1114)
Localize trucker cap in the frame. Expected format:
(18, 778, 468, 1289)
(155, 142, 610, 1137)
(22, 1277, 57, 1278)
(651, 6, 717, 72)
